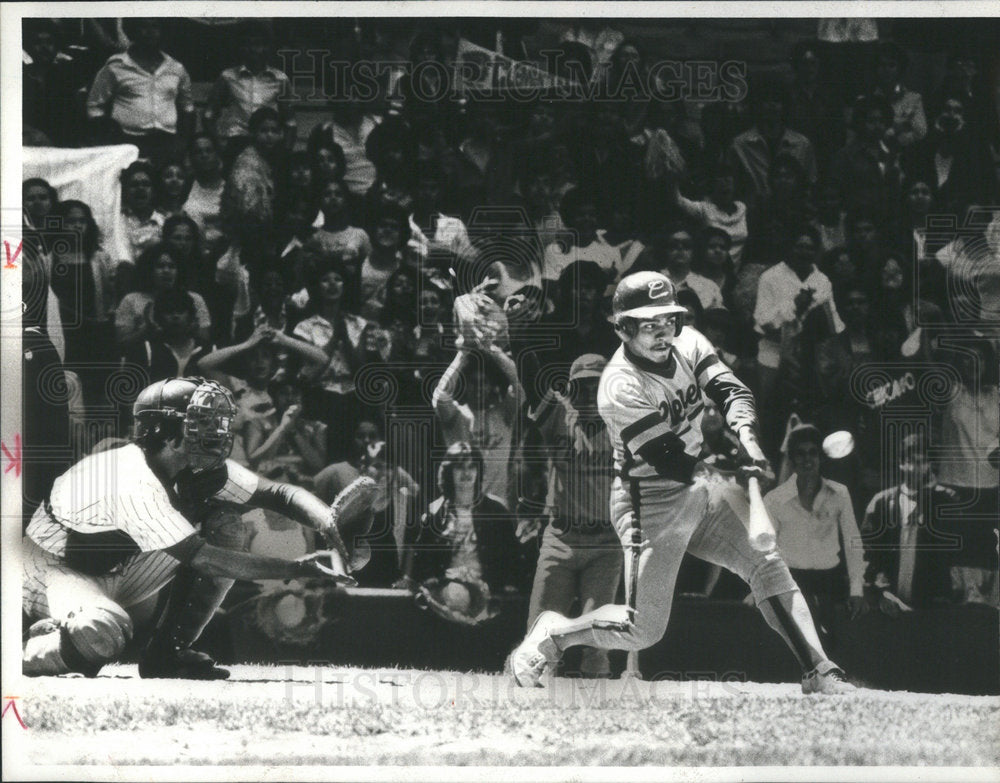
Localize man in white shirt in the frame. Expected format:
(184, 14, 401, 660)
(765, 425, 866, 643)
(542, 186, 622, 284)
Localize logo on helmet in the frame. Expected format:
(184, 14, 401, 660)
(647, 279, 673, 299)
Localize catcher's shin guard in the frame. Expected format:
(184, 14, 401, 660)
(139, 565, 233, 680)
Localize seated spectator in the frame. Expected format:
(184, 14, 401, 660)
(433, 342, 524, 510)
(812, 180, 848, 253)
(542, 185, 622, 286)
(398, 441, 523, 622)
(694, 226, 737, 309)
(281, 151, 318, 219)
(114, 243, 211, 347)
(646, 225, 725, 311)
(120, 160, 165, 264)
(756, 151, 812, 233)
(204, 20, 296, 165)
(360, 205, 408, 320)
(673, 163, 749, 268)
(726, 79, 817, 209)
(514, 156, 567, 257)
(309, 139, 347, 191)
(524, 354, 622, 677)
(786, 41, 844, 170)
(872, 251, 917, 357)
(308, 100, 379, 197)
(408, 160, 476, 274)
(834, 283, 881, 368)
(183, 134, 227, 256)
(830, 96, 903, 219)
(162, 214, 211, 298)
(315, 421, 419, 587)
(120, 288, 213, 384)
(764, 424, 866, 645)
(156, 158, 189, 217)
(675, 287, 705, 331)
(22, 177, 59, 231)
(23, 19, 87, 147)
(86, 18, 194, 165)
(599, 183, 645, 276)
(49, 199, 119, 408)
(867, 41, 927, 149)
(861, 432, 959, 612)
(539, 261, 620, 368)
(313, 178, 372, 266)
(221, 106, 285, 269)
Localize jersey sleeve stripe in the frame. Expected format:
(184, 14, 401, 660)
(620, 412, 665, 445)
(694, 354, 720, 377)
(626, 419, 676, 452)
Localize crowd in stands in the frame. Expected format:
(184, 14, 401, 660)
(21, 17, 1000, 651)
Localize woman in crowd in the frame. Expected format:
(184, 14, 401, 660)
(694, 225, 738, 310)
(673, 162, 749, 269)
(120, 160, 165, 264)
(156, 158, 190, 217)
(114, 242, 211, 348)
(23, 177, 59, 231)
(183, 133, 227, 256)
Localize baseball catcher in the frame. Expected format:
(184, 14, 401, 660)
(506, 272, 856, 694)
(23, 377, 376, 679)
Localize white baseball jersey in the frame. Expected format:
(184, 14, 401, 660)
(598, 327, 756, 483)
(27, 444, 260, 567)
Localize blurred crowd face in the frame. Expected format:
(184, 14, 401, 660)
(419, 288, 444, 324)
(157, 304, 195, 340)
(790, 440, 821, 480)
(711, 173, 735, 206)
(373, 216, 403, 252)
(906, 181, 933, 216)
(353, 420, 381, 459)
(191, 137, 222, 177)
(850, 217, 879, 251)
(272, 382, 302, 415)
(131, 20, 162, 52)
(876, 54, 902, 91)
(770, 161, 799, 200)
(317, 269, 344, 303)
(253, 117, 283, 155)
(241, 33, 268, 71)
(315, 146, 344, 183)
(24, 183, 54, 224)
(665, 231, 694, 272)
(165, 222, 197, 260)
(61, 205, 89, 242)
(859, 106, 888, 144)
(247, 345, 276, 385)
(161, 164, 187, 201)
(794, 50, 820, 85)
(452, 459, 479, 499)
(900, 448, 932, 487)
(125, 171, 154, 214)
(703, 234, 730, 272)
(789, 232, 818, 274)
(936, 98, 966, 137)
(624, 315, 678, 363)
(258, 269, 287, 309)
(415, 173, 443, 211)
(289, 159, 313, 192)
(756, 98, 785, 138)
(881, 257, 905, 292)
(320, 181, 348, 218)
(841, 289, 870, 330)
(152, 253, 179, 291)
(29, 30, 57, 67)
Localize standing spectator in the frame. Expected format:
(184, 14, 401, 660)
(408, 161, 476, 275)
(726, 80, 817, 209)
(672, 163, 749, 269)
(155, 159, 189, 217)
(49, 200, 119, 408)
(867, 41, 927, 149)
(204, 21, 296, 165)
(23, 19, 87, 147)
(86, 18, 194, 165)
(754, 225, 844, 457)
(765, 424, 866, 644)
(313, 178, 372, 269)
(648, 226, 725, 311)
(183, 134, 227, 257)
(308, 100, 380, 197)
(432, 344, 524, 510)
(114, 243, 211, 348)
(120, 161, 165, 265)
(786, 41, 844, 172)
(359, 205, 409, 321)
(830, 96, 903, 218)
(861, 433, 958, 611)
(525, 354, 622, 678)
(542, 185, 622, 286)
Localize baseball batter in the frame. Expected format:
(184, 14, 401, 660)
(507, 272, 855, 694)
(22, 377, 373, 679)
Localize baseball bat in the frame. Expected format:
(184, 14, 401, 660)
(746, 477, 777, 552)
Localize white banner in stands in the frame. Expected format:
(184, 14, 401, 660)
(454, 38, 577, 93)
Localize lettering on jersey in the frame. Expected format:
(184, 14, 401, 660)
(866, 372, 916, 409)
(658, 384, 699, 426)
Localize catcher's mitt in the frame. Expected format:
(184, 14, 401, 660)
(415, 577, 501, 627)
(328, 475, 378, 572)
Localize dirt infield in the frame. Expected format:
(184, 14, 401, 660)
(9, 664, 1000, 768)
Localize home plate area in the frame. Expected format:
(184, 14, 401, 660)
(13, 664, 1000, 767)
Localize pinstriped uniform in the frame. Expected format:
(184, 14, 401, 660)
(23, 444, 259, 621)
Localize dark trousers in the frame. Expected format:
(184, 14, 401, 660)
(790, 566, 844, 649)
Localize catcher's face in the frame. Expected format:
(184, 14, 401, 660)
(622, 315, 677, 363)
(183, 384, 236, 472)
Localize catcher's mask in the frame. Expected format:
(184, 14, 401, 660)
(133, 377, 236, 473)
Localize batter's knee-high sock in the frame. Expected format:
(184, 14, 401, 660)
(757, 589, 827, 671)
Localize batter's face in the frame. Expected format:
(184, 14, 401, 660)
(621, 314, 677, 363)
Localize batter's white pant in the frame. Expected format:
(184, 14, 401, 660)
(527, 525, 623, 676)
(549, 473, 800, 652)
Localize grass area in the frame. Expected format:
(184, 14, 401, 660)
(11, 665, 1000, 767)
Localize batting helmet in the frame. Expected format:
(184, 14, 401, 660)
(612, 271, 688, 321)
(133, 377, 236, 472)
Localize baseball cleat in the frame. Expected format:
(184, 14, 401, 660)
(505, 610, 564, 687)
(139, 647, 231, 680)
(801, 661, 856, 694)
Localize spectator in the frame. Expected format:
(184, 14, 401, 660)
(292, 254, 370, 461)
(599, 183, 645, 276)
(23, 19, 86, 147)
(309, 139, 347, 189)
(433, 343, 524, 510)
(204, 21, 296, 164)
(833, 283, 881, 369)
(161, 214, 210, 298)
(694, 226, 737, 310)
(812, 180, 848, 253)
(515, 157, 567, 257)
(120, 288, 212, 382)
(869, 251, 916, 357)
(49, 199, 119, 408)
(399, 441, 523, 619)
(765, 424, 866, 644)
(221, 106, 285, 269)
(182, 134, 227, 256)
(754, 224, 844, 457)
(861, 432, 958, 611)
(830, 95, 903, 219)
(867, 41, 927, 149)
(120, 160, 165, 264)
(86, 18, 194, 165)
(931, 53, 996, 147)
(408, 161, 476, 275)
(786, 41, 844, 170)
(281, 151, 318, 221)
(539, 261, 620, 370)
(543, 185, 622, 286)
(22, 177, 59, 231)
(156, 158, 189, 217)
(359, 205, 409, 321)
(726, 79, 817, 208)
(308, 100, 380, 197)
(524, 354, 622, 677)
(313, 178, 372, 266)
(647, 225, 724, 311)
(673, 163, 749, 269)
(114, 243, 211, 347)
(316, 422, 419, 587)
